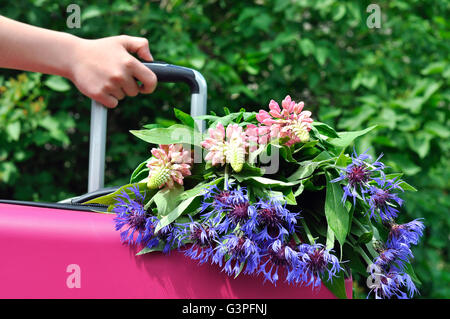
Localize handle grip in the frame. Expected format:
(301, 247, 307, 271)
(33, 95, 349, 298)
(88, 62, 207, 193)
(145, 61, 201, 93)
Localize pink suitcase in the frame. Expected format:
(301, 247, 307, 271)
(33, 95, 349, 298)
(0, 63, 352, 299)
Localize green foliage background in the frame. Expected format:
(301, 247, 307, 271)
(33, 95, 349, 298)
(0, 0, 448, 298)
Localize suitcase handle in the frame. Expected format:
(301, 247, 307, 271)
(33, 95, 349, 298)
(88, 62, 207, 192)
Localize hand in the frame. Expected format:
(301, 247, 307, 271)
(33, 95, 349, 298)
(69, 35, 157, 108)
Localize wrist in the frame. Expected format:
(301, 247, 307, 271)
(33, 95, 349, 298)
(59, 34, 85, 81)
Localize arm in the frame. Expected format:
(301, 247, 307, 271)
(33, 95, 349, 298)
(0, 16, 157, 108)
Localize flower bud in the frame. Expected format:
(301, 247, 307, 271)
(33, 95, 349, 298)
(147, 166, 170, 189)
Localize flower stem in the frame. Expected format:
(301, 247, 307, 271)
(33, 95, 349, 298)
(300, 219, 316, 244)
(224, 164, 229, 190)
(144, 195, 155, 211)
(348, 235, 373, 265)
(353, 218, 369, 232)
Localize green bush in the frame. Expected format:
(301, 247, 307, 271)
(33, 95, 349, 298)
(0, 72, 76, 200)
(0, 0, 448, 298)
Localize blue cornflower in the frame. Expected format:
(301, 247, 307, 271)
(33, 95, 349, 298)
(387, 219, 425, 247)
(368, 267, 418, 299)
(252, 198, 300, 243)
(200, 184, 234, 221)
(156, 224, 179, 254)
(374, 241, 413, 271)
(112, 186, 159, 247)
(259, 240, 301, 285)
(201, 186, 256, 235)
(367, 177, 404, 221)
(176, 218, 218, 264)
(293, 243, 343, 289)
(212, 233, 261, 277)
(331, 149, 385, 204)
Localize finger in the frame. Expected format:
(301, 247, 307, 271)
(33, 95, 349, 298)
(132, 61, 158, 94)
(119, 35, 153, 61)
(96, 93, 118, 109)
(121, 75, 140, 97)
(108, 87, 126, 100)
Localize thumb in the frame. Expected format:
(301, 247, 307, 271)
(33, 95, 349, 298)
(119, 35, 153, 61)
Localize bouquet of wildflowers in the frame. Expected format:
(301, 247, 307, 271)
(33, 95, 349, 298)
(87, 95, 424, 299)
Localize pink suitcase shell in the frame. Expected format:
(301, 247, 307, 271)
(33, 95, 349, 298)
(0, 62, 353, 299)
(0, 202, 352, 298)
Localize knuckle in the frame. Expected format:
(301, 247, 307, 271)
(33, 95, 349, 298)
(124, 57, 135, 68)
(110, 72, 124, 83)
(103, 83, 114, 92)
(91, 89, 104, 100)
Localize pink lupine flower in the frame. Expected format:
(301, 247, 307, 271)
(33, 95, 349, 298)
(256, 95, 314, 146)
(201, 123, 248, 172)
(201, 122, 227, 166)
(245, 124, 270, 152)
(147, 144, 192, 189)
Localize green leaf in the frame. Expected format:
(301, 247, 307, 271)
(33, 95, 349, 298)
(424, 121, 450, 139)
(283, 189, 297, 205)
(143, 124, 165, 130)
(324, 172, 350, 246)
(321, 271, 348, 299)
(403, 262, 422, 287)
(287, 161, 318, 182)
(0, 162, 18, 183)
(335, 150, 350, 167)
(293, 183, 304, 197)
(299, 38, 315, 56)
(314, 47, 329, 66)
(312, 121, 340, 138)
(153, 185, 184, 217)
(357, 232, 373, 245)
(155, 196, 199, 233)
(209, 112, 239, 128)
(421, 61, 447, 75)
(188, 56, 206, 69)
(408, 132, 433, 159)
(234, 261, 246, 279)
(81, 5, 103, 20)
(174, 108, 196, 129)
(328, 126, 377, 149)
(293, 140, 319, 154)
(177, 177, 224, 201)
(248, 144, 268, 164)
(232, 163, 264, 182)
(300, 219, 316, 244)
(326, 225, 335, 250)
(386, 153, 421, 176)
(83, 183, 150, 206)
(383, 174, 417, 192)
(44, 75, 71, 92)
(130, 124, 202, 146)
(6, 122, 21, 141)
(278, 145, 297, 163)
(249, 176, 301, 187)
(136, 242, 165, 255)
(193, 115, 220, 122)
(398, 181, 417, 192)
(312, 151, 333, 162)
(332, 4, 346, 21)
(129, 160, 149, 184)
